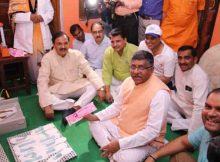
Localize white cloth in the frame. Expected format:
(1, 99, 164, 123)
(72, 33, 93, 50)
(109, 77, 123, 100)
(13, 0, 53, 53)
(37, 49, 104, 109)
(89, 90, 170, 162)
(80, 36, 111, 69)
(138, 41, 177, 78)
(168, 64, 209, 133)
(49, 84, 96, 110)
(199, 44, 220, 89)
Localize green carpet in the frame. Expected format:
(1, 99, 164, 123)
(0, 87, 197, 162)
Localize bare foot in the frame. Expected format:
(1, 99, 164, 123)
(44, 106, 54, 119)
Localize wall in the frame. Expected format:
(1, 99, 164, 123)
(62, 0, 97, 47)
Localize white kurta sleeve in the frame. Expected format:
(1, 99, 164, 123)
(189, 74, 209, 133)
(96, 90, 123, 120)
(77, 52, 104, 89)
(14, 12, 32, 23)
(119, 90, 170, 149)
(37, 55, 52, 108)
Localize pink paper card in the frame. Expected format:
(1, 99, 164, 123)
(65, 102, 97, 126)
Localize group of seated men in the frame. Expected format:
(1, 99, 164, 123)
(36, 21, 219, 162)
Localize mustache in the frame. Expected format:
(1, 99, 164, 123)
(179, 63, 187, 66)
(59, 48, 67, 51)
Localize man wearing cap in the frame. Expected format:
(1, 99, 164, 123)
(138, 24, 176, 86)
(138, 0, 163, 43)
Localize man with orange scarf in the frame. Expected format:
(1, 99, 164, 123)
(9, 0, 54, 83)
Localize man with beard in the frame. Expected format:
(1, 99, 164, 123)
(138, 24, 176, 86)
(145, 88, 220, 162)
(102, 28, 137, 102)
(168, 46, 209, 133)
(70, 24, 92, 50)
(85, 50, 170, 162)
(37, 31, 105, 119)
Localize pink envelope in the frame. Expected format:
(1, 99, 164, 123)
(65, 102, 97, 126)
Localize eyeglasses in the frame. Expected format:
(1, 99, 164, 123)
(92, 30, 103, 35)
(130, 65, 153, 71)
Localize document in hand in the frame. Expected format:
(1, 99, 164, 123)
(66, 102, 97, 126)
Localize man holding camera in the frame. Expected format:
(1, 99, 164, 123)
(104, 0, 142, 46)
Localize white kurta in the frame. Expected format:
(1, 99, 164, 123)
(168, 64, 209, 133)
(89, 90, 170, 162)
(37, 49, 104, 109)
(13, 0, 54, 53)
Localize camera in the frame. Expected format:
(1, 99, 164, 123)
(109, 0, 117, 10)
(104, 0, 118, 12)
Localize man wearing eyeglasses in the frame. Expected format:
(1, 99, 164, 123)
(70, 24, 93, 50)
(85, 50, 170, 162)
(138, 24, 176, 88)
(80, 22, 110, 71)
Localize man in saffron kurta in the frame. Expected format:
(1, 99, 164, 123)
(85, 50, 170, 162)
(161, 0, 205, 52)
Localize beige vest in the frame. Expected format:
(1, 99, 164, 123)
(112, 74, 169, 147)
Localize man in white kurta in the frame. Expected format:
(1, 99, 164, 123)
(168, 46, 209, 133)
(37, 32, 105, 119)
(13, 0, 54, 83)
(85, 50, 170, 162)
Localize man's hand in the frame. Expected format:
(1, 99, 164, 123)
(83, 114, 99, 121)
(105, 91, 113, 103)
(44, 105, 54, 119)
(30, 14, 44, 23)
(97, 88, 105, 101)
(100, 140, 120, 158)
(145, 157, 155, 162)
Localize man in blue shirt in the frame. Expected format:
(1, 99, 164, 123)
(138, 0, 163, 43)
(145, 88, 220, 162)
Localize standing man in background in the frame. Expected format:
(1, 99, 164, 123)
(104, 0, 142, 45)
(9, 0, 54, 84)
(161, 0, 205, 51)
(138, 0, 163, 43)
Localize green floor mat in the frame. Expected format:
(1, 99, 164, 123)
(0, 86, 197, 162)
